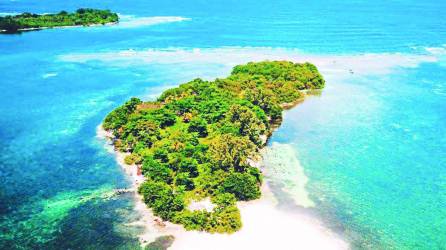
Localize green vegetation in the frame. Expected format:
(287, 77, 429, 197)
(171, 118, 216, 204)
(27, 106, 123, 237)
(0, 8, 118, 33)
(103, 61, 325, 233)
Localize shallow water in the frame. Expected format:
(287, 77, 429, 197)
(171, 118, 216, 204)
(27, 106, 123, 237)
(0, 0, 445, 249)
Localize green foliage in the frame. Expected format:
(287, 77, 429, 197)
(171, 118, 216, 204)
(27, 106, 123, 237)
(175, 173, 195, 190)
(142, 157, 173, 183)
(225, 104, 266, 146)
(138, 181, 184, 220)
(188, 116, 208, 137)
(177, 197, 242, 233)
(231, 61, 325, 90)
(208, 133, 256, 172)
(104, 61, 324, 233)
(232, 61, 325, 103)
(124, 153, 141, 165)
(178, 158, 199, 178)
(103, 97, 142, 131)
(212, 192, 237, 207)
(153, 147, 170, 163)
(152, 108, 177, 128)
(0, 8, 119, 33)
(221, 172, 261, 201)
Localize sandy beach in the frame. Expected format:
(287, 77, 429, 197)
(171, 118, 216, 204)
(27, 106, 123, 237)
(169, 182, 348, 250)
(97, 124, 349, 250)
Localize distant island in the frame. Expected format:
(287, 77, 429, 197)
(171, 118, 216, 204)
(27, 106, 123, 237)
(103, 61, 325, 233)
(0, 8, 118, 33)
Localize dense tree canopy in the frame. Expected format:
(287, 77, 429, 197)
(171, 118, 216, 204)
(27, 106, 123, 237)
(103, 60, 325, 233)
(0, 8, 119, 33)
(221, 172, 261, 201)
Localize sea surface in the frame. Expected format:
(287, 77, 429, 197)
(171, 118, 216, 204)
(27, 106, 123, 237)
(0, 0, 445, 249)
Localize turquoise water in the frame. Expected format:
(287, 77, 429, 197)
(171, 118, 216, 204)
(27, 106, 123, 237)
(271, 63, 446, 249)
(0, 0, 445, 249)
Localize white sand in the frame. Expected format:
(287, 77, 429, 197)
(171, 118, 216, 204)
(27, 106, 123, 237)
(60, 47, 438, 79)
(188, 197, 216, 212)
(97, 126, 184, 245)
(263, 142, 315, 208)
(97, 125, 348, 249)
(171, 182, 348, 250)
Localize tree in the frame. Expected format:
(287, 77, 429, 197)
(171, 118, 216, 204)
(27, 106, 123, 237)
(153, 147, 169, 163)
(175, 173, 195, 190)
(142, 157, 173, 183)
(134, 119, 160, 147)
(0, 9, 119, 33)
(225, 104, 266, 145)
(244, 87, 283, 120)
(221, 173, 260, 201)
(103, 97, 141, 130)
(154, 108, 176, 128)
(208, 134, 256, 171)
(169, 97, 195, 115)
(178, 158, 199, 178)
(138, 181, 184, 220)
(188, 116, 208, 137)
(212, 192, 236, 207)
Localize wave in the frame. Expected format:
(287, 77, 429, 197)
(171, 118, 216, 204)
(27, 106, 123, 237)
(425, 45, 446, 56)
(117, 15, 190, 28)
(424, 45, 446, 68)
(42, 72, 58, 78)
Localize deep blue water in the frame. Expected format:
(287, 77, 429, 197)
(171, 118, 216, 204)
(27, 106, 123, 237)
(0, 0, 445, 249)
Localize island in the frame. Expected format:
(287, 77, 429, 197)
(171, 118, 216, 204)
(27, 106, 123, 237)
(102, 61, 325, 233)
(0, 8, 119, 33)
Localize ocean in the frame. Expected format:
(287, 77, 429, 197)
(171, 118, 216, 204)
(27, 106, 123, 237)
(0, 0, 445, 249)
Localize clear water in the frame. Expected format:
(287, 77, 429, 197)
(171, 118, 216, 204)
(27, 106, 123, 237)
(0, 0, 445, 249)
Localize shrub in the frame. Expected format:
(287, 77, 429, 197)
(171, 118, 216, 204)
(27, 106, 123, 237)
(124, 153, 141, 165)
(178, 158, 199, 178)
(175, 173, 195, 190)
(221, 172, 260, 201)
(208, 134, 256, 171)
(142, 157, 173, 183)
(188, 117, 208, 137)
(138, 181, 184, 220)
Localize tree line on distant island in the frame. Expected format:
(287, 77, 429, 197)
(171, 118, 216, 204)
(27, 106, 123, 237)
(103, 61, 325, 233)
(0, 8, 118, 33)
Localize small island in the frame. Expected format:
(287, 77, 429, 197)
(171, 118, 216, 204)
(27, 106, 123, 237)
(0, 8, 119, 33)
(103, 61, 325, 233)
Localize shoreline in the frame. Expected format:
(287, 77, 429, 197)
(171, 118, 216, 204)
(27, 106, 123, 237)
(96, 125, 184, 245)
(97, 123, 349, 249)
(0, 22, 118, 33)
